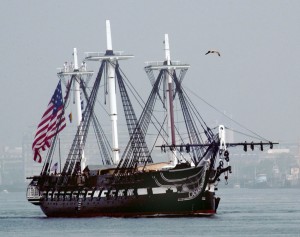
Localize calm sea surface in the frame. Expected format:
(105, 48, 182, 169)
(0, 188, 299, 237)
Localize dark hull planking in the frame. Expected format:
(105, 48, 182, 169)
(40, 190, 218, 217)
(28, 165, 219, 217)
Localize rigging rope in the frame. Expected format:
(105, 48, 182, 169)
(184, 86, 270, 142)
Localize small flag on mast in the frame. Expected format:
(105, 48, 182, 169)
(32, 81, 66, 163)
(69, 112, 72, 123)
(80, 91, 84, 118)
(51, 162, 58, 172)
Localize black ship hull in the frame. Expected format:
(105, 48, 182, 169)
(27, 165, 221, 217)
(39, 190, 217, 217)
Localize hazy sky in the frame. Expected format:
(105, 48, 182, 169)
(1, 0, 300, 148)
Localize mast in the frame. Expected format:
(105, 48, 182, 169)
(57, 48, 93, 171)
(106, 20, 120, 164)
(164, 34, 177, 166)
(144, 35, 190, 166)
(73, 48, 82, 127)
(73, 48, 86, 171)
(85, 20, 134, 165)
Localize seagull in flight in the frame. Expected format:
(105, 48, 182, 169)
(205, 50, 221, 56)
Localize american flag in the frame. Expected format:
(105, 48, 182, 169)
(32, 81, 66, 163)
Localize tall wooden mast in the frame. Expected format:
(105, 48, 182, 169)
(85, 20, 133, 165)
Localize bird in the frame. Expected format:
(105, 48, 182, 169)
(205, 50, 221, 56)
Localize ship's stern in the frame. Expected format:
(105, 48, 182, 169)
(26, 180, 43, 206)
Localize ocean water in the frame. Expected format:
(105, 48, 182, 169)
(1, 188, 299, 237)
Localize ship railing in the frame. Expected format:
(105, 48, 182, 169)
(85, 51, 125, 57)
(84, 51, 134, 61)
(145, 61, 180, 66)
(57, 64, 89, 73)
(145, 61, 190, 69)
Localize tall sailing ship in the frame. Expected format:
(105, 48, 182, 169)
(26, 21, 276, 217)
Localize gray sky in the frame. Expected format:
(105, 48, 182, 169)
(1, 0, 300, 148)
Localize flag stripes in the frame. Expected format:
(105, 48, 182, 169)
(32, 81, 66, 163)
